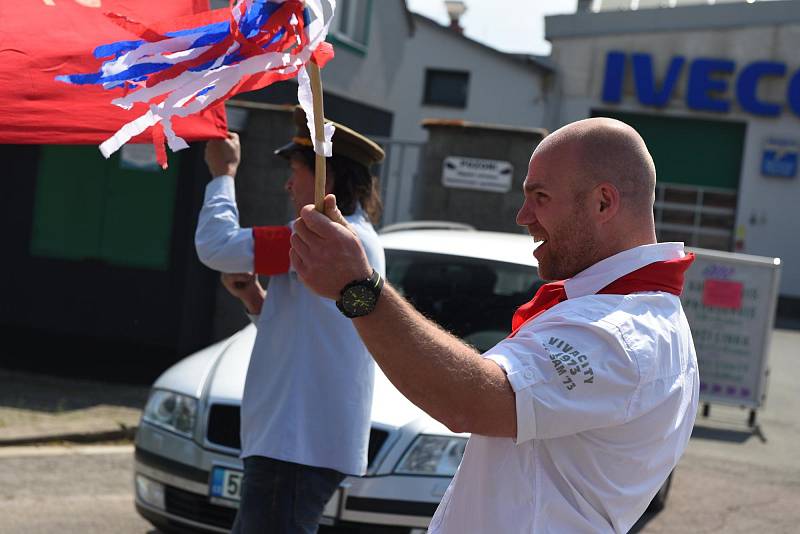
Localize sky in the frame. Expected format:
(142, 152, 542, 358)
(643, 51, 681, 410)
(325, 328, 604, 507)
(405, 0, 579, 56)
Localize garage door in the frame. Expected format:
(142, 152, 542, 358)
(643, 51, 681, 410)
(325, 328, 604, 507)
(593, 110, 745, 251)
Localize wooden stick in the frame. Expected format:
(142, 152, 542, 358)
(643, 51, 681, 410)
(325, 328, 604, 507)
(307, 61, 327, 212)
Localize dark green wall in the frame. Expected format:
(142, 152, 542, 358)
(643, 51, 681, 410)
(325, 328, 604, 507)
(0, 144, 216, 383)
(31, 146, 178, 270)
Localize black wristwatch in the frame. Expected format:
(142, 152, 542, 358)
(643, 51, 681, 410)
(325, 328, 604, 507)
(336, 269, 384, 318)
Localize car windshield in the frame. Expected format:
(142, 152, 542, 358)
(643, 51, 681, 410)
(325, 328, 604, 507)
(385, 249, 543, 352)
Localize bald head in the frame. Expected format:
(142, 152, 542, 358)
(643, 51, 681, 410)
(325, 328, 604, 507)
(536, 117, 656, 215)
(518, 118, 657, 276)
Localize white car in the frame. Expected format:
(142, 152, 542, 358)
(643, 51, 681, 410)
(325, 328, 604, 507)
(132, 224, 671, 533)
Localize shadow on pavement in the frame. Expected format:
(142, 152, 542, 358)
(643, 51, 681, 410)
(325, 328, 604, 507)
(629, 510, 658, 533)
(0, 368, 148, 413)
(690, 424, 756, 444)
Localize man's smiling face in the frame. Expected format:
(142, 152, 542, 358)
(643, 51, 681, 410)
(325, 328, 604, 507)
(516, 148, 600, 281)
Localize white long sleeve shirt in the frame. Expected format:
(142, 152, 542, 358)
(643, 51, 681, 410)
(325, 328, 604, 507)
(196, 175, 386, 475)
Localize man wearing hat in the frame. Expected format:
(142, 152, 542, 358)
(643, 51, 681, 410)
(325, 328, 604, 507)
(195, 106, 386, 534)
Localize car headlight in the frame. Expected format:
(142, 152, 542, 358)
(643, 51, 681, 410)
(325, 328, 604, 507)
(142, 389, 198, 437)
(394, 435, 467, 477)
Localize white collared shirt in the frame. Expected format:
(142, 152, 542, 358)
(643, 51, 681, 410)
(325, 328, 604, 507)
(429, 243, 698, 534)
(195, 176, 386, 476)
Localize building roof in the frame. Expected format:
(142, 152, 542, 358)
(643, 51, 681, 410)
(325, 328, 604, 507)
(546, 0, 800, 40)
(411, 13, 554, 74)
(421, 118, 548, 138)
(399, 0, 416, 36)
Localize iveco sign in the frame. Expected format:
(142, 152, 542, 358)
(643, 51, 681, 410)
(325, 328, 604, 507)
(602, 51, 800, 117)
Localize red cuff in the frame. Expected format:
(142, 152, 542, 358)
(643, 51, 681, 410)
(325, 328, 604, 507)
(252, 226, 291, 275)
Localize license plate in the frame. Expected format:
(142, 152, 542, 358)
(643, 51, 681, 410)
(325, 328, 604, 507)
(210, 466, 243, 502)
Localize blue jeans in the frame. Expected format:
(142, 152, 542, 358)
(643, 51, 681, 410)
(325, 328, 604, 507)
(231, 456, 345, 534)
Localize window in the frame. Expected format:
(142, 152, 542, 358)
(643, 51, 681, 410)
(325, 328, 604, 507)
(330, 0, 371, 50)
(30, 145, 178, 270)
(386, 250, 540, 351)
(211, 0, 372, 50)
(423, 69, 470, 108)
(654, 183, 737, 251)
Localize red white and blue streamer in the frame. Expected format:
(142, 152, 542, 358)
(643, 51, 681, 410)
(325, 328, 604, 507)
(58, 0, 336, 168)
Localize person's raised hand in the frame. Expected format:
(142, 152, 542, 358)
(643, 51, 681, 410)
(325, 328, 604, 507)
(205, 132, 241, 178)
(290, 194, 372, 300)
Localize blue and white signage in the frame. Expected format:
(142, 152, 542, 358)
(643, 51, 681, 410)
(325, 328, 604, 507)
(761, 138, 798, 178)
(603, 51, 800, 118)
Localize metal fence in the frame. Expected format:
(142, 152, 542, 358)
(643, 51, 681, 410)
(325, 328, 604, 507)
(372, 137, 426, 227)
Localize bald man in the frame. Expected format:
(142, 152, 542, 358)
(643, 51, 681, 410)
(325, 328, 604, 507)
(290, 118, 699, 533)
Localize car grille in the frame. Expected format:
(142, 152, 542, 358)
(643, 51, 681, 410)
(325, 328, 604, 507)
(367, 428, 389, 467)
(206, 404, 390, 468)
(206, 404, 240, 449)
(164, 485, 237, 529)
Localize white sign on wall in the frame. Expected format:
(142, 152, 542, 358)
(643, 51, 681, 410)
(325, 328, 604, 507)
(680, 249, 781, 410)
(442, 156, 513, 193)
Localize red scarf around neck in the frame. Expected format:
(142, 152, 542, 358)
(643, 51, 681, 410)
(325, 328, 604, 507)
(509, 253, 695, 337)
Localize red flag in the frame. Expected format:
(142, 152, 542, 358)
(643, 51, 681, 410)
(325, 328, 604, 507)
(0, 0, 227, 145)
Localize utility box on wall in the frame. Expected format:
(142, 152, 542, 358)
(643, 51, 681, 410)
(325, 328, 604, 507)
(417, 119, 547, 233)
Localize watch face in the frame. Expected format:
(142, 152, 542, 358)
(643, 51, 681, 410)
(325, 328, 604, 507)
(342, 285, 376, 316)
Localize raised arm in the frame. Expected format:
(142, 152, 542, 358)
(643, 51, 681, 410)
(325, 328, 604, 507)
(195, 133, 291, 276)
(195, 133, 256, 273)
(290, 196, 517, 438)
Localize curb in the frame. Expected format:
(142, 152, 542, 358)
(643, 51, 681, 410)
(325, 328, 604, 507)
(0, 425, 138, 447)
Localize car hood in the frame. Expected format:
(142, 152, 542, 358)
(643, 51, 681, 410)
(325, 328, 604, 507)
(203, 325, 450, 433)
(205, 325, 255, 402)
(153, 334, 237, 398)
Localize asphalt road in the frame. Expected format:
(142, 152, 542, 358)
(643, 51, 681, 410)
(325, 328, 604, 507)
(1, 330, 798, 534)
(0, 445, 155, 534)
(631, 328, 800, 533)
